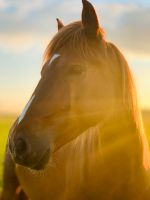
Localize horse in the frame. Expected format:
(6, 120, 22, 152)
(1, 0, 150, 199)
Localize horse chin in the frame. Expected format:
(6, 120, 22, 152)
(30, 148, 50, 171)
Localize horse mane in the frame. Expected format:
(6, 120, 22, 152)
(110, 44, 150, 170)
(43, 21, 105, 64)
(42, 21, 150, 185)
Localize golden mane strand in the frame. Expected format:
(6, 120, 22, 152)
(109, 43, 150, 170)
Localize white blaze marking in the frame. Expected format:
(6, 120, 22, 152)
(48, 54, 60, 66)
(18, 95, 35, 124)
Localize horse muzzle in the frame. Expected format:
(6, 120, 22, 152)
(9, 130, 51, 170)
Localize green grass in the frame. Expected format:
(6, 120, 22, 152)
(0, 112, 150, 191)
(0, 116, 16, 189)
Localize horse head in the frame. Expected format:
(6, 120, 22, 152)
(9, 0, 134, 170)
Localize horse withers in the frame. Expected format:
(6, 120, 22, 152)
(1, 0, 150, 199)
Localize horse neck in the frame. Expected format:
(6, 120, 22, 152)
(62, 110, 138, 180)
(100, 109, 143, 168)
(56, 110, 150, 199)
(100, 109, 137, 147)
(64, 109, 143, 176)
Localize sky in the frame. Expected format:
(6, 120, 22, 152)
(0, 0, 150, 114)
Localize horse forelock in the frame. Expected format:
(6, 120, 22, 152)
(43, 21, 105, 65)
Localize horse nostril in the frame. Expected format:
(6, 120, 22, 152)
(15, 138, 27, 156)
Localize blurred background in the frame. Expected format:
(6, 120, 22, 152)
(0, 0, 150, 190)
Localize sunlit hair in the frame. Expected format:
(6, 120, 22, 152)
(44, 21, 104, 64)
(43, 21, 150, 187)
(111, 45, 150, 170)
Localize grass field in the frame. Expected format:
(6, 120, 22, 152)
(0, 116, 17, 190)
(0, 112, 150, 191)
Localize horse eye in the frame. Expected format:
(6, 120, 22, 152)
(68, 65, 85, 75)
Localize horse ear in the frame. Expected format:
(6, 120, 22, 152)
(56, 18, 64, 31)
(82, 0, 100, 38)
